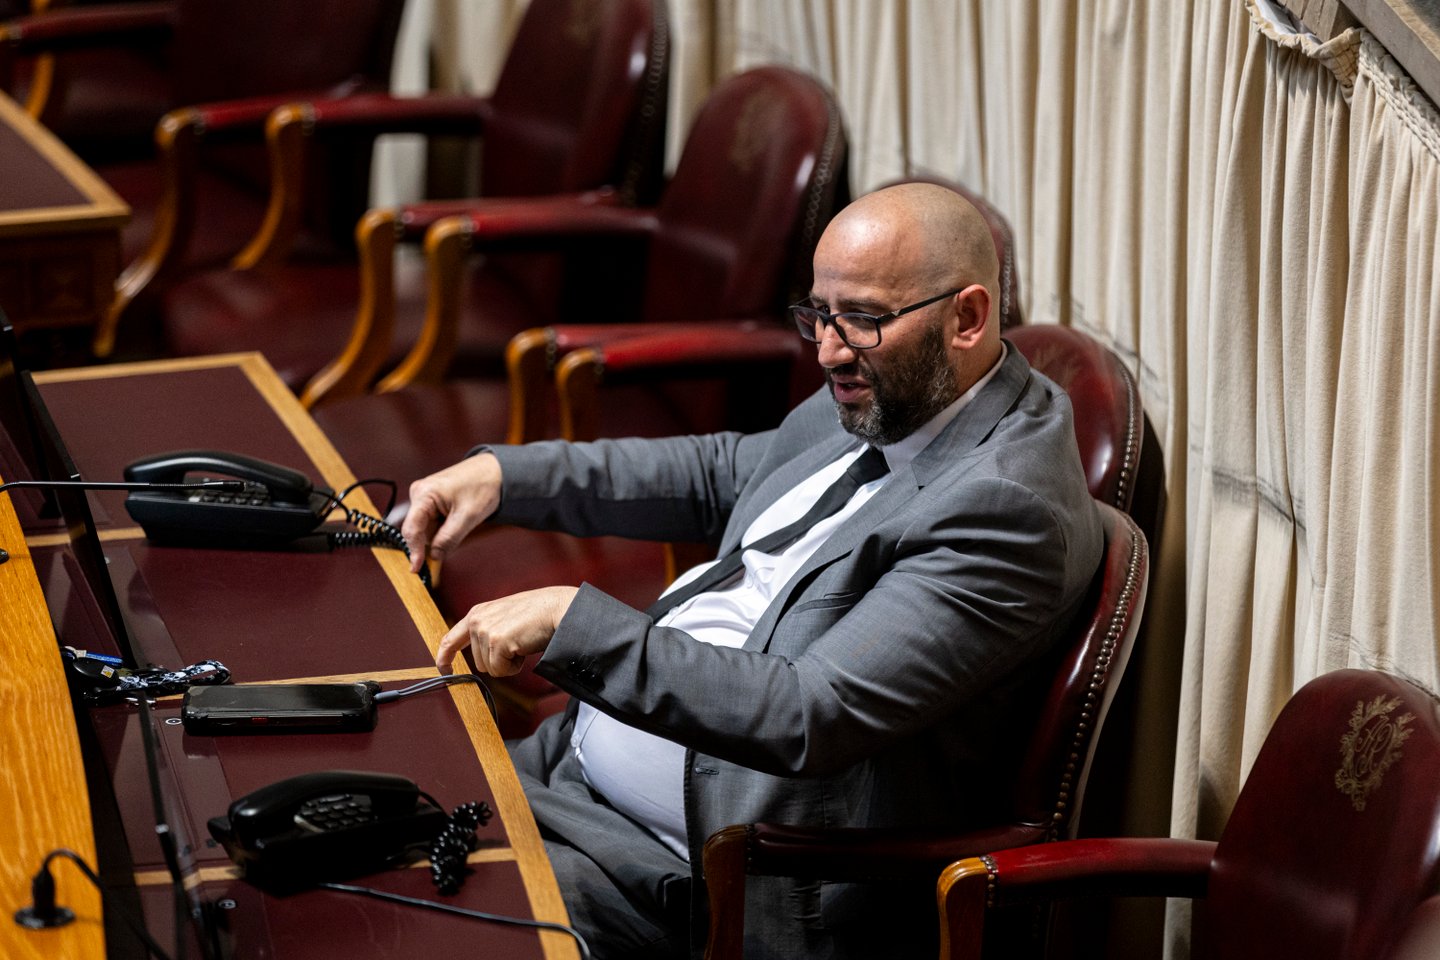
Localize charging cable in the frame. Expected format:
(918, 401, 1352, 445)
(317, 881, 592, 960)
(375, 673, 497, 724)
(14, 849, 174, 960)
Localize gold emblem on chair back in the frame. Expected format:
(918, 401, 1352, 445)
(1335, 694, 1415, 811)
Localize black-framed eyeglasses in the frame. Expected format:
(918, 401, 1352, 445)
(789, 288, 963, 349)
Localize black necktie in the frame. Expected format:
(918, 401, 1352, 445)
(646, 446, 889, 619)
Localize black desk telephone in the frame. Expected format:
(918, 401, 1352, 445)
(124, 449, 334, 546)
(208, 771, 451, 890)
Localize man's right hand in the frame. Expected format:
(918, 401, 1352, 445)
(401, 452, 503, 573)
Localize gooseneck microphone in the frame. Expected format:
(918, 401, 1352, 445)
(0, 478, 254, 495)
(0, 477, 253, 565)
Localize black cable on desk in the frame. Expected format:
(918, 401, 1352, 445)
(375, 672, 497, 724)
(14, 849, 175, 960)
(317, 881, 592, 960)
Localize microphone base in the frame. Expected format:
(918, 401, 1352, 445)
(15, 905, 75, 929)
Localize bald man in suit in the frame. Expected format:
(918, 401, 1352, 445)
(404, 182, 1103, 959)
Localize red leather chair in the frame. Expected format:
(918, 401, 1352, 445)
(701, 501, 1147, 960)
(309, 64, 848, 507)
(938, 668, 1440, 960)
(697, 324, 1159, 960)
(0, 0, 409, 356)
(153, 0, 670, 390)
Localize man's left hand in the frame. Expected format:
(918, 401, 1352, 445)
(436, 586, 580, 677)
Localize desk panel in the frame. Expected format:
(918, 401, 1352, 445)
(0, 90, 128, 350)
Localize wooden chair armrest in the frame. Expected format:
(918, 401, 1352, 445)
(393, 189, 627, 243)
(583, 322, 801, 375)
(553, 322, 800, 442)
(99, 82, 381, 353)
(1, 2, 174, 53)
(701, 820, 1047, 960)
(230, 91, 490, 271)
(738, 821, 1051, 880)
(303, 90, 495, 138)
(395, 192, 653, 247)
(374, 198, 653, 393)
(303, 190, 647, 408)
(98, 105, 204, 356)
(964, 836, 1215, 904)
(299, 208, 400, 408)
(936, 838, 1216, 960)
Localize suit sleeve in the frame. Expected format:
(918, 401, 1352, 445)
(485, 429, 772, 544)
(535, 473, 1091, 778)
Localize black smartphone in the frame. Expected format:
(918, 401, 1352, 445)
(182, 682, 381, 735)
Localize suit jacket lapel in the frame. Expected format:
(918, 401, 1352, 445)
(717, 429, 859, 555)
(743, 345, 1033, 652)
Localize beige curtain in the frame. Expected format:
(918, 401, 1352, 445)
(426, 0, 1440, 953)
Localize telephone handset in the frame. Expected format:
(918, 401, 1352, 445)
(208, 770, 450, 890)
(123, 449, 333, 545)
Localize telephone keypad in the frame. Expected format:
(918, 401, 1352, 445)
(293, 793, 378, 833)
(189, 482, 272, 507)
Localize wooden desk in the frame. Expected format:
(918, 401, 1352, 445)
(0, 90, 127, 357)
(15, 353, 574, 959)
(0, 469, 104, 960)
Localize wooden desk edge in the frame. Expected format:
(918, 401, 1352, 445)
(0, 482, 105, 959)
(0, 91, 130, 236)
(38, 353, 578, 960)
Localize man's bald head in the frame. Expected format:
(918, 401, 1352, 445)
(816, 182, 1001, 302)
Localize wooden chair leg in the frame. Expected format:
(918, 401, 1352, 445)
(301, 208, 399, 408)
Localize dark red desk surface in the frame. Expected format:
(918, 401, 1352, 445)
(27, 355, 573, 960)
(0, 115, 88, 212)
(0, 90, 122, 228)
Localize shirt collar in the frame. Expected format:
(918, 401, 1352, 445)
(878, 342, 1008, 472)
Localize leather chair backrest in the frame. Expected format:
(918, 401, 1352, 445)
(1007, 325, 1142, 514)
(171, 0, 406, 105)
(1198, 669, 1440, 960)
(640, 65, 848, 327)
(485, 0, 669, 203)
(1005, 499, 1148, 840)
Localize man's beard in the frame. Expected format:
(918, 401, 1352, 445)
(828, 320, 960, 446)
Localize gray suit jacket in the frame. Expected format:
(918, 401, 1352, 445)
(489, 344, 1103, 958)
